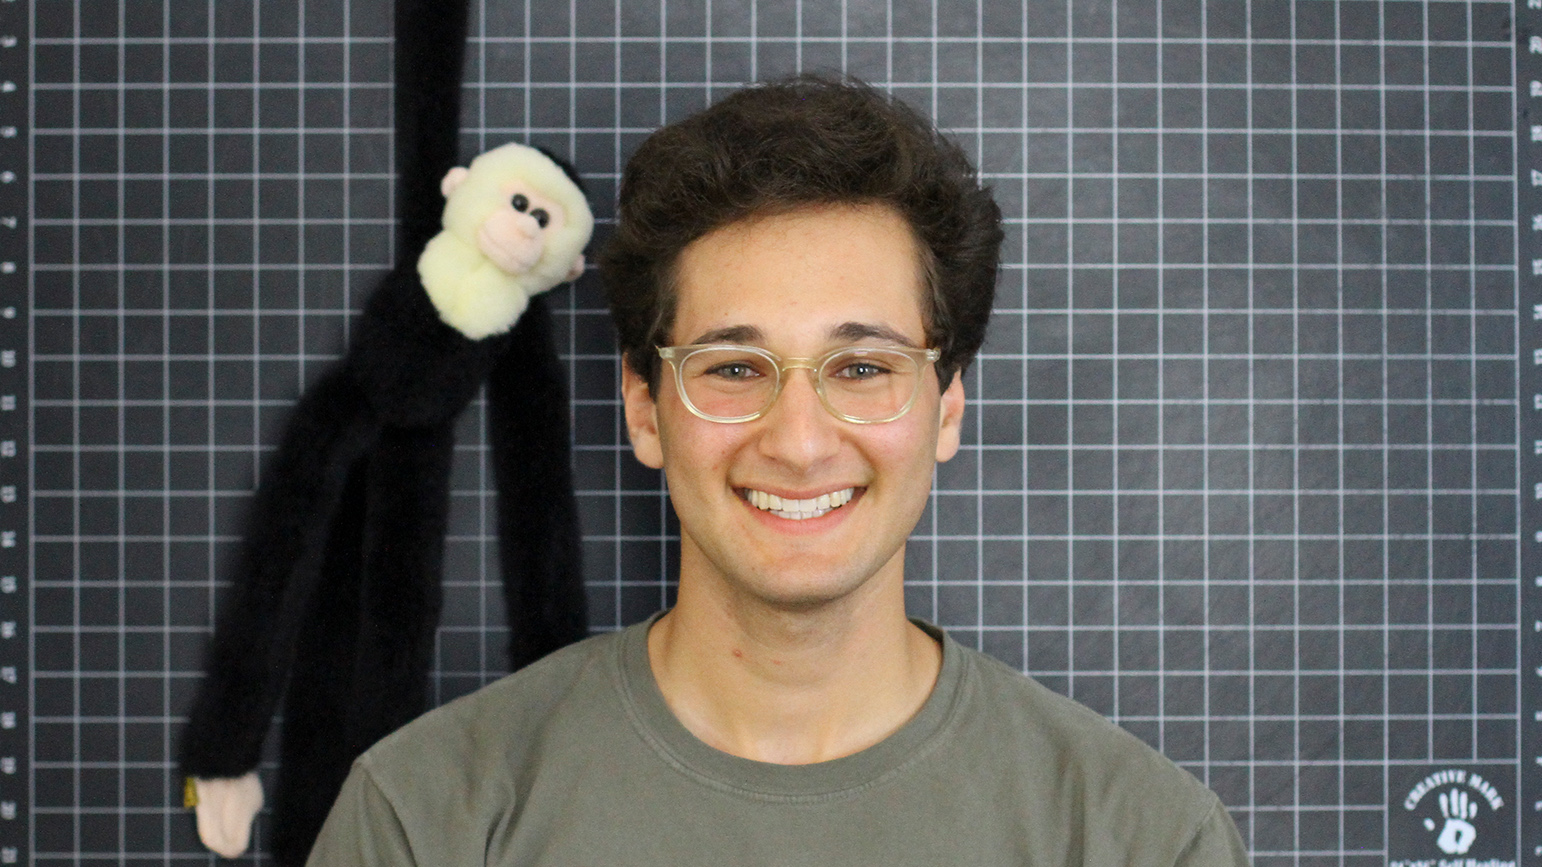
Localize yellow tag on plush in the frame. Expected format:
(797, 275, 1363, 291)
(182, 776, 198, 809)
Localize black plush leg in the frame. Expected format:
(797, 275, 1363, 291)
(266, 422, 455, 865)
(488, 296, 588, 669)
(267, 459, 370, 867)
(180, 373, 379, 780)
(345, 421, 456, 755)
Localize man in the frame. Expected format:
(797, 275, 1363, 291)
(307, 75, 1250, 865)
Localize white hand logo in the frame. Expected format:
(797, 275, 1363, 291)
(1422, 788, 1477, 855)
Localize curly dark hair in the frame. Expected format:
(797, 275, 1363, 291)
(600, 74, 1002, 391)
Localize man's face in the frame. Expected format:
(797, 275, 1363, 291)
(621, 203, 965, 610)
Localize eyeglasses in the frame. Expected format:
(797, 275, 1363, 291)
(657, 343, 941, 424)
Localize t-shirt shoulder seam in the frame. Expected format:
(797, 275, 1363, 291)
(353, 753, 396, 804)
(347, 756, 419, 858)
(1170, 794, 1235, 867)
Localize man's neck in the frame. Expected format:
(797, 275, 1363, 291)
(646, 569, 942, 765)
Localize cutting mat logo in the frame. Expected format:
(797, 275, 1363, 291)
(1404, 769, 1503, 857)
(1421, 787, 1477, 854)
(1387, 764, 1514, 867)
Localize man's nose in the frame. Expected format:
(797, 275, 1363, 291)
(755, 369, 841, 469)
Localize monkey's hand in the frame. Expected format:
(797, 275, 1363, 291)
(190, 772, 264, 859)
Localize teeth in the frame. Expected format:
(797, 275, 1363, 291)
(744, 487, 855, 520)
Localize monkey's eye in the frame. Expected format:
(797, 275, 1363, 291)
(511, 194, 529, 212)
(530, 208, 550, 229)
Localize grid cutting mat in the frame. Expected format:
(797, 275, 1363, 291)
(23, 0, 1521, 864)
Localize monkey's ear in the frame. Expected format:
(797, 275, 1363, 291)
(440, 166, 471, 199)
(564, 253, 585, 283)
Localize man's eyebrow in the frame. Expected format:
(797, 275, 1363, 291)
(688, 325, 764, 345)
(831, 322, 920, 347)
(684, 322, 918, 347)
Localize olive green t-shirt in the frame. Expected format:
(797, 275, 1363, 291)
(307, 617, 1249, 866)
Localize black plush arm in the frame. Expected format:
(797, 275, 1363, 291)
(488, 295, 589, 668)
(180, 266, 503, 780)
(179, 369, 381, 778)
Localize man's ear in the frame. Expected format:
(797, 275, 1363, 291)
(934, 374, 965, 463)
(621, 360, 665, 469)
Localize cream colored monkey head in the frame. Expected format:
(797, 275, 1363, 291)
(437, 143, 593, 292)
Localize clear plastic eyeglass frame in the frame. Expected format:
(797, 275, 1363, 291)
(656, 343, 942, 424)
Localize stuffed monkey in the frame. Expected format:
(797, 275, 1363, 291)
(420, 144, 589, 337)
(176, 0, 589, 862)
(178, 142, 591, 864)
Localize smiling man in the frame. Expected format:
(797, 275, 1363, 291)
(306, 76, 1249, 866)
(626, 201, 957, 767)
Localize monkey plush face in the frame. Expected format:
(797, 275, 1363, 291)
(474, 182, 579, 275)
(418, 143, 594, 340)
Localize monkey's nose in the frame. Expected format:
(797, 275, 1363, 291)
(515, 212, 546, 237)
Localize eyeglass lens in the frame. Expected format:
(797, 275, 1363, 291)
(676, 347, 923, 422)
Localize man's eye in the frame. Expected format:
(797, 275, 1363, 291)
(705, 362, 762, 380)
(530, 208, 550, 228)
(511, 194, 529, 212)
(831, 361, 892, 380)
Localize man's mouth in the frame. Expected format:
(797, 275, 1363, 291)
(740, 486, 856, 521)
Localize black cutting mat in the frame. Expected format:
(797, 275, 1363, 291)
(24, 1, 1520, 864)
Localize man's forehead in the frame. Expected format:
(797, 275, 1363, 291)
(665, 202, 931, 348)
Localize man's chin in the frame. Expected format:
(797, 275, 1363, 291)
(680, 530, 903, 614)
(723, 566, 885, 614)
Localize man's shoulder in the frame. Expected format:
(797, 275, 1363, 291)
(307, 630, 633, 863)
(944, 640, 1247, 863)
(950, 639, 1224, 823)
(358, 626, 624, 788)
